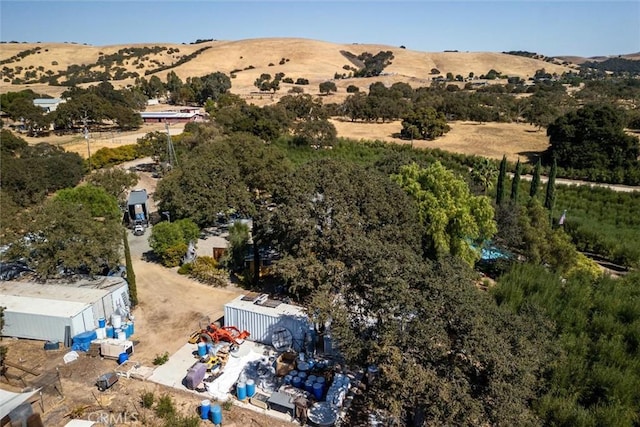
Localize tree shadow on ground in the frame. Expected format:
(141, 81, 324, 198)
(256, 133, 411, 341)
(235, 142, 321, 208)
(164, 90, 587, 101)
(141, 250, 161, 263)
(517, 151, 544, 164)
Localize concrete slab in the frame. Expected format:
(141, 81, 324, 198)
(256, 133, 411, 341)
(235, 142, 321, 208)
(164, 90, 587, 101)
(147, 341, 299, 423)
(148, 342, 199, 389)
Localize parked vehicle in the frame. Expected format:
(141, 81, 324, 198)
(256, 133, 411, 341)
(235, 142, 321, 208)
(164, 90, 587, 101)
(133, 225, 145, 236)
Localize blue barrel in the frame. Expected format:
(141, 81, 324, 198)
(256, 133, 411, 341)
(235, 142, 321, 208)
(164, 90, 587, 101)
(197, 342, 207, 357)
(284, 375, 292, 385)
(289, 370, 298, 378)
(298, 371, 307, 381)
(304, 379, 315, 393)
(316, 376, 326, 387)
(128, 321, 134, 336)
(118, 352, 129, 365)
(236, 382, 247, 400)
(292, 376, 302, 389)
(308, 375, 317, 383)
(211, 404, 222, 424)
(246, 379, 256, 398)
(98, 317, 106, 328)
(297, 361, 309, 373)
(106, 327, 114, 338)
(200, 399, 211, 420)
(313, 382, 324, 400)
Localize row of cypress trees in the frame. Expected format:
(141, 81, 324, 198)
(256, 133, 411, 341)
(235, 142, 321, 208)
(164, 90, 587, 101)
(495, 155, 558, 214)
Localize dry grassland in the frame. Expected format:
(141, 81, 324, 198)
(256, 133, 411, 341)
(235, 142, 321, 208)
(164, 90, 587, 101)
(1, 38, 573, 96)
(2, 38, 560, 161)
(330, 119, 549, 162)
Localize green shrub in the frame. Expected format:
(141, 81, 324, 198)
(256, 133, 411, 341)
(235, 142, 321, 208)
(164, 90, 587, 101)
(162, 243, 188, 267)
(189, 256, 228, 287)
(154, 394, 176, 419)
(140, 390, 155, 408)
(177, 263, 193, 275)
(153, 352, 169, 366)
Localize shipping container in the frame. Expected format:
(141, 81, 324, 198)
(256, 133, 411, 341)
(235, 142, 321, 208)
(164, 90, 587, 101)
(224, 295, 310, 352)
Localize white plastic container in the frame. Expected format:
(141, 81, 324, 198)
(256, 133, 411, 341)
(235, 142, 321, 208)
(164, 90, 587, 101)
(112, 314, 122, 329)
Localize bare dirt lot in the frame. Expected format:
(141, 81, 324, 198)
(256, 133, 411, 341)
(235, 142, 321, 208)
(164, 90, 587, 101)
(1, 339, 297, 427)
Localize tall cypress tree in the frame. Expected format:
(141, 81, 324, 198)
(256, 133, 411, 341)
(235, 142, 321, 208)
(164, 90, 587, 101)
(530, 158, 541, 198)
(496, 155, 507, 206)
(544, 158, 557, 213)
(123, 230, 138, 306)
(510, 158, 521, 202)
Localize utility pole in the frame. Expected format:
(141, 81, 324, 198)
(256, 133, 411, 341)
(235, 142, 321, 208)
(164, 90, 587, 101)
(83, 112, 91, 172)
(165, 122, 178, 169)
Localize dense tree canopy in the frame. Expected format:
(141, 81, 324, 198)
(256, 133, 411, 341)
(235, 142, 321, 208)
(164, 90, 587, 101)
(266, 158, 423, 300)
(154, 141, 251, 227)
(263, 158, 549, 425)
(392, 162, 496, 265)
(0, 138, 85, 207)
(86, 168, 139, 206)
(400, 106, 450, 140)
(546, 103, 640, 171)
(10, 185, 122, 278)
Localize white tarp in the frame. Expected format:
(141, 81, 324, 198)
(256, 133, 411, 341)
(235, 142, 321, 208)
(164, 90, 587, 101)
(0, 388, 39, 420)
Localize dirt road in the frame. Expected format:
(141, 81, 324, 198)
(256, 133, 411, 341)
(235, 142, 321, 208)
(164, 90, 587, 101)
(121, 160, 246, 364)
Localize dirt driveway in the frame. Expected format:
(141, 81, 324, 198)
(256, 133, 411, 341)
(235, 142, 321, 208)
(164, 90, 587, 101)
(120, 161, 245, 364)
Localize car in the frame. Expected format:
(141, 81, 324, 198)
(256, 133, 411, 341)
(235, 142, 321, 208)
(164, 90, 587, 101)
(133, 225, 145, 236)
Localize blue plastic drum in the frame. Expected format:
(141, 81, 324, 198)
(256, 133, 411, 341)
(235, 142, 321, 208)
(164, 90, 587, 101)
(292, 376, 302, 389)
(211, 404, 222, 424)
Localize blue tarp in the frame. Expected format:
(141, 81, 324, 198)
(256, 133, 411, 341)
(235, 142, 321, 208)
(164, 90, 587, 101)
(71, 330, 97, 352)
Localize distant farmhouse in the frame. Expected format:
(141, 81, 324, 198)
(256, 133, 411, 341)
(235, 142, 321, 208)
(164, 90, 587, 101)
(139, 107, 205, 124)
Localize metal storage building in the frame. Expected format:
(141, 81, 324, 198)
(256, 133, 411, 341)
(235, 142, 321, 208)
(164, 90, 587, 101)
(1, 295, 94, 342)
(0, 276, 130, 341)
(224, 294, 311, 352)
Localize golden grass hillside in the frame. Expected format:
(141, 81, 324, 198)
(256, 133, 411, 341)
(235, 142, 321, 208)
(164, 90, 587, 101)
(1, 38, 574, 97)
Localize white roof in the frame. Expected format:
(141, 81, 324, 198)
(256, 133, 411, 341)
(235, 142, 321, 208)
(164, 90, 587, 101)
(225, 295, 307, 318)
(0, 388, 40, 419)
(33, 98, 64, 104)
(0, 277, 127, 304)
(140, 111, 197, 119)
(2, 294, 91, 317)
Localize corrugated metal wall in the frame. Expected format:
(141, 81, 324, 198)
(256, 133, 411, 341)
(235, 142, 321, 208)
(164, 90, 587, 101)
(3, 307, 94, 342)
(224, 305, 310, 352)
(110, 285, 130, 316)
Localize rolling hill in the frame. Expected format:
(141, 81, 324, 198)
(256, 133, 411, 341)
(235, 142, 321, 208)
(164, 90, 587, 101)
(0, 37, 575, 97)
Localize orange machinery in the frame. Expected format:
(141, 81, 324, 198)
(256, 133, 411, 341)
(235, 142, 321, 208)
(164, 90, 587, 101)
(194, 323, 250, 350)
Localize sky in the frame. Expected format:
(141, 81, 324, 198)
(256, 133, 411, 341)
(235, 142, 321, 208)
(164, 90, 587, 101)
(1, 1, 638, 58)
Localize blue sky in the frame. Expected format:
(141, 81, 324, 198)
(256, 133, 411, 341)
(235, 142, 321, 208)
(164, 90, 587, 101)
(1, 1, 638, 57)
